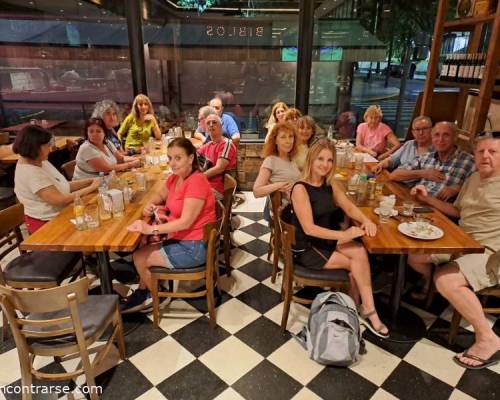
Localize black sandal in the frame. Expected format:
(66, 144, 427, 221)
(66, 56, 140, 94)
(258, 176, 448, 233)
(359, 310, 390, 339)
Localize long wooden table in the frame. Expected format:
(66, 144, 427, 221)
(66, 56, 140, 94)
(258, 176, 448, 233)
(0, 136, 78, 164)
(336, 167, 484, 341)
(21, 167, 166, 294)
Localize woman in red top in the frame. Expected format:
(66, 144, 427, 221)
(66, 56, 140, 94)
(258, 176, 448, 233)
(122, 138, 217, 313)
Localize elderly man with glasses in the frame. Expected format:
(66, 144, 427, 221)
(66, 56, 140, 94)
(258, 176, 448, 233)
(193, 97, 240, 146)
(389, 121, 475, 201)
(408, 131, 500, 369)
(374, 116, 433, 174)
(197, 113, 237, 200)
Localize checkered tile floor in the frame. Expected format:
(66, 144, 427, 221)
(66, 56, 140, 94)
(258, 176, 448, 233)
(1, 193, 499, 400)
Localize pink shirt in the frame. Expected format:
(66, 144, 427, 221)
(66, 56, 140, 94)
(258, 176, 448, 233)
(356, 122, 392, 155)
(165, 171, 216, 241)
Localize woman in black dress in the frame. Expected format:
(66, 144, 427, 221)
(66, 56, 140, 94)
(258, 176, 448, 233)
(289, 138, 389, 338)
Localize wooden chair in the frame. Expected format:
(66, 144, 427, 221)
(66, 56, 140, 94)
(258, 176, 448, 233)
(0, 203, 84, 341)
(61, 159, 76, 181)
(448, 249, 500, 344)
(267, 191, 282, 283)
(0, 277, 126, 400)
(279, 215, 350, 332)
(222, 174, 237, 276)
(150, 215, 223, 329)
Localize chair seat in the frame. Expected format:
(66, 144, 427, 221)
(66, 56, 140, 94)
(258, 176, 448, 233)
(150, 265, 205, 274)
(4, 251, 80, 283)
(294, 264, 350, 281)
(27, 295, 118, 348)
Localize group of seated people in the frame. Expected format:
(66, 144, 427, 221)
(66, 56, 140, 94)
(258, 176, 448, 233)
(8, 97, 500, 369)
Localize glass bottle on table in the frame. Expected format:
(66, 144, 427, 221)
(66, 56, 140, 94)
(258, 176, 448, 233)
(73, 194, 86, 230)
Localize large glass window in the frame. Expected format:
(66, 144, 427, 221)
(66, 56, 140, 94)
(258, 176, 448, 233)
(0, 0, 133, 128)
(142, 0, 300, 139)
(309, 1, 437, 139)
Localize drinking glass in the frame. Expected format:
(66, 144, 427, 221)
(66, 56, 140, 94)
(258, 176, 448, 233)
(336, 150, 345, 168)
(84, 205, 100, 229)
(184, 130, 192, 139)
(374, 182, 384, 198)
(136, 172, 146, 192)
(379, 204, 392, 224)
(354, 153, 364, 171)
(415, 216, 431, 232)
(402, 201, 415, 217)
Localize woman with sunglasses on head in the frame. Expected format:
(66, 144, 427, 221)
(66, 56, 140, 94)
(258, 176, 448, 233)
(73, 117, 141, 180)
(287, 139, 389, 338)
(13, 125, 100, 234)
(122, 138, 217, 313)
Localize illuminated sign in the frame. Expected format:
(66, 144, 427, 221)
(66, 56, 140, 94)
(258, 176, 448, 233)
(205, 24, 265, 38)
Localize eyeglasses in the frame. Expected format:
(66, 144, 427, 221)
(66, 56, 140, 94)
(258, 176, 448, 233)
(477, 131, 500, 139)
(412, 126, 432, 132)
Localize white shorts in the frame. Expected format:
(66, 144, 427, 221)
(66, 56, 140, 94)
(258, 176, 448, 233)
(431, 252, 499, 292)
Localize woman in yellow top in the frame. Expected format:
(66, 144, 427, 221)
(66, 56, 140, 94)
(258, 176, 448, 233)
(118, 94, 161, 153)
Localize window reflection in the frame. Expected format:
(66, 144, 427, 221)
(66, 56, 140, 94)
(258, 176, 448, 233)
(0, 0, 132, 127)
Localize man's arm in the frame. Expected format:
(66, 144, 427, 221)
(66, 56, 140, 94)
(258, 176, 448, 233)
(412, 185, 460, 219)
(204, 158, 229, 179)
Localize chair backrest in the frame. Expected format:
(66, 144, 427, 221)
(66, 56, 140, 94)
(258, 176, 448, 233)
(203, 216, 223, 278)
(279, 214, 296, 280)
(0, 278, 90, 348)
(0, 203, 25, 283)
(61, 159, 76, 180)
(223, 174, 237, 209)
(269, 191, 283, 242)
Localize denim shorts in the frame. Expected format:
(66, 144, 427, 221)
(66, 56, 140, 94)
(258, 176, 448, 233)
(159, 240, 207, 269)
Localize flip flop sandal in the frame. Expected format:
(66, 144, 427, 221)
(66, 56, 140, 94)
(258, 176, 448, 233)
(453, 350, 500, 370)
(359, 309, 390, 339)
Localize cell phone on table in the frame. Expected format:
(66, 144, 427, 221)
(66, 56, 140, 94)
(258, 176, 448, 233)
(413, 207, 433, 213)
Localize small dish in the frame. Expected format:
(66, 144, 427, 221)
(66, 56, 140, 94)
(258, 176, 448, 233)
(374, 208, 398, 217)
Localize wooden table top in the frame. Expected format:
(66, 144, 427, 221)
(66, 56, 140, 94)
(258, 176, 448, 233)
(0, 136, 78, 164)
(2, 120, 65, 133)
(21, 167, 166, 253)
(335, 167, 484, 255)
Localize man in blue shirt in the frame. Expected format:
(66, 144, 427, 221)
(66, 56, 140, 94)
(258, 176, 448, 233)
(194, 97, 240, 146)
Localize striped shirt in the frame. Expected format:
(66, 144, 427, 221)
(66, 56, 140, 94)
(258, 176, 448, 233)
(401, 147, 475, 196)
(197, 138, 237, 195)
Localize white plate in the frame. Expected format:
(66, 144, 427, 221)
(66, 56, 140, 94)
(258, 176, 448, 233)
(397, 222, 444, 240)
(374, 208, 398, 217)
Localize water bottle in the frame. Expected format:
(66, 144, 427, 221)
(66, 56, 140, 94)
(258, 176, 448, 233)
(327, 125, 334, 140)
(357, 174, 368, 203)
(73, 194, 87, 230)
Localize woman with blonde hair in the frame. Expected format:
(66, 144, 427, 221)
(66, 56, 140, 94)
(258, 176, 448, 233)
(293, 115, 317, 170)
(287, 138, 389, 338)
(264, 101, 288, 141)
(118, 94, 161, 152)
(356, 105, 400, 160)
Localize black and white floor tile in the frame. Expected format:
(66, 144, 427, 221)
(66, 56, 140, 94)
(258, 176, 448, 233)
(1, 192, 499, 400)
